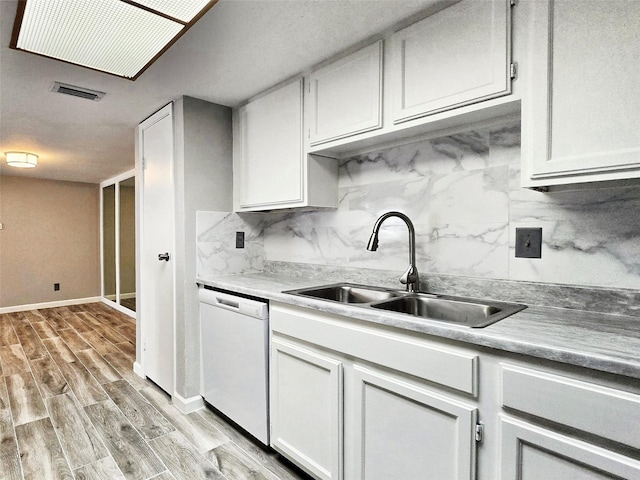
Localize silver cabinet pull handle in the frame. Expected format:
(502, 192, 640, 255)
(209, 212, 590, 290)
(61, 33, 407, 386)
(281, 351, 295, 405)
(158, 253, 170, 262)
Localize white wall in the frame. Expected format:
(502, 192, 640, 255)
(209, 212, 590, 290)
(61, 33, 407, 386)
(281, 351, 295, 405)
(173, 96, 233, 400)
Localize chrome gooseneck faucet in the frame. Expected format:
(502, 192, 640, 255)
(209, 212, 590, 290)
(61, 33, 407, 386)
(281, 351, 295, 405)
(367, 211, 419, 292)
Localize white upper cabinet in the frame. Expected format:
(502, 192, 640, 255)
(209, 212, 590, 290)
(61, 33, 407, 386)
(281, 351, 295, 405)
(391, 0, 512, 124)
(235, 79, 304, 209)
(522, 0, 640, 188)
(242, 0, 520, 167)
(306, 40, 383, 146)
(234, 78, 338, 211)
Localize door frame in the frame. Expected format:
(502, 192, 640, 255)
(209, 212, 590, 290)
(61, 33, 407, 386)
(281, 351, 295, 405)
(135, 102, 176, 395)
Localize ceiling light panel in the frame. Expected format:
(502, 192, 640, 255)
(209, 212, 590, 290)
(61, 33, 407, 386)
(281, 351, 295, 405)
(16, 0, 183, 78)
(133, 0, 214, 23)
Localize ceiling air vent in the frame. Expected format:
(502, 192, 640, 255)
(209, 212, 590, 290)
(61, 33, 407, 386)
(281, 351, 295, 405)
(50, 82, 106, 101)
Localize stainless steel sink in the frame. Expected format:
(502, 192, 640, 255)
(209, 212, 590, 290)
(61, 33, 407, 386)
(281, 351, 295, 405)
(285, 283, 402, 304)
(284, 283, 526, 328)
(370, 294, 526, 328)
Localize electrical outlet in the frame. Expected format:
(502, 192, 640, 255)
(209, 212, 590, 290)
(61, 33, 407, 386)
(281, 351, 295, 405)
(54, 283, 60, 291)
(515, 228, 542, 258)
(235, 231, 245, 249)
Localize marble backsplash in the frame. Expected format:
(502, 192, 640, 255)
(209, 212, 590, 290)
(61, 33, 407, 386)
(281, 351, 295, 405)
(196, 211, 264, 275)
(197, 119, 640, 293)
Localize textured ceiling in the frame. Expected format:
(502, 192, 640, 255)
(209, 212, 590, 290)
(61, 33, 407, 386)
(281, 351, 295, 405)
(0, 0, 439, 184)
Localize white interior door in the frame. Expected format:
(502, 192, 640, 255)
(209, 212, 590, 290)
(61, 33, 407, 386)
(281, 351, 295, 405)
(139, 103, 174, 394)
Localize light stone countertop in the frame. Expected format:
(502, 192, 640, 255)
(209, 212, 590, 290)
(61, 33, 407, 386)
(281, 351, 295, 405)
(197, 272, 640, 381)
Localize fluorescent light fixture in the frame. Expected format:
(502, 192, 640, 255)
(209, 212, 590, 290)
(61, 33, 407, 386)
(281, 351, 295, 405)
(10, 0, 217, 80)
(133, 0, 213, 23)
(5, 152, 38, 168)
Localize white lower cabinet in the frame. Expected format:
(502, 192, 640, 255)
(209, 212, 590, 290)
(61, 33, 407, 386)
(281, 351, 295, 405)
(500, 416, 640, 480)
(499, 363, 640, 480)
(348, 365, 477, 480)
(270, 303, 479, 480)
(269, 303, 640, 480)
(270, 337, 343, 480)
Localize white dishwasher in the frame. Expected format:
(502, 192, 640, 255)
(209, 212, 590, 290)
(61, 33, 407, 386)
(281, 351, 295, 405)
(199, 286, 269, 445)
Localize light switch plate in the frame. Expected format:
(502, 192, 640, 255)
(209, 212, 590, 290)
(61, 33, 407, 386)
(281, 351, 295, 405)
(515, 228, 542, 258)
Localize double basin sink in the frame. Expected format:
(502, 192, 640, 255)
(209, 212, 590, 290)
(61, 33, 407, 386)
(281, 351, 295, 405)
(285, 283, 526, 328)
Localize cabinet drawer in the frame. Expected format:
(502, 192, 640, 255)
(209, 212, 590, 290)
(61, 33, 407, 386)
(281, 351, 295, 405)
(501, 364, 640, 449)
(272, 303, 478, 395)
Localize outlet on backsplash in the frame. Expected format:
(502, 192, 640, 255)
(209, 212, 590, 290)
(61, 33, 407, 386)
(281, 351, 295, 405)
(236, 231, 245, 249)
(515, 228, 542, 259)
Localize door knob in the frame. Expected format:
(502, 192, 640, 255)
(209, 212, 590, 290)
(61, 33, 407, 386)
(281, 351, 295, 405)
(158, 253, 170, 262)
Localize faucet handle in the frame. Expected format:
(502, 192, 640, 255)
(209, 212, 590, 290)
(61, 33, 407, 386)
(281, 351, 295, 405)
(400, 264, 419, 292)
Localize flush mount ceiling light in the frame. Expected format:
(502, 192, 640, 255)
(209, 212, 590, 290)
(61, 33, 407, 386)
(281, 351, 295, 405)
(5, 152, 38, 168)
(10, 0, 218, 80)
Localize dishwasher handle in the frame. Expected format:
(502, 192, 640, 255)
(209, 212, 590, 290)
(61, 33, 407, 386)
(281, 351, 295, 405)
(199, 287, 268, 320)
(216, 297, 240, 309)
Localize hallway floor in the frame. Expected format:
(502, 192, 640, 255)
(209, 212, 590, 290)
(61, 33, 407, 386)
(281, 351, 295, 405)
(0, 302, 307, 480)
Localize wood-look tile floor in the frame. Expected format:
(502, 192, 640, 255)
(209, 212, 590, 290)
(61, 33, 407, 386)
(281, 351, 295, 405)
(0, 302, 309, 480)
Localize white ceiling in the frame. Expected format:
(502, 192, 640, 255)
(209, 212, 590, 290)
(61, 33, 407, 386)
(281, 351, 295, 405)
(0, 0, 438, 184)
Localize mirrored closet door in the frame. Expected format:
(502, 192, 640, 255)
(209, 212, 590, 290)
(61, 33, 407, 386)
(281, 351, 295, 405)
(101, 170, 136, 314)
(103, 184, 117, 302)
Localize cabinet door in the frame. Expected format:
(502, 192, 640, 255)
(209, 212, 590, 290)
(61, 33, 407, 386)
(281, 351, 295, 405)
(236, 79, 303, 209)
(391, 0, 512, 124)
(500, 416, 640, 479)
(307, 41, 383, 146)
(270, 337, 343, 480)
(349, 365, 477, 480)
(523, 0, 640, 186)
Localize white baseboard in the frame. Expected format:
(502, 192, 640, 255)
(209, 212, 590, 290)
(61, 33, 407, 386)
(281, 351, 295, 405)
(120, 292, 136, 300)
(0, 296, 102, 314)
(133, 362, 145, 379)
(173, 392, 205, 414)
(101, 298, 136, 318)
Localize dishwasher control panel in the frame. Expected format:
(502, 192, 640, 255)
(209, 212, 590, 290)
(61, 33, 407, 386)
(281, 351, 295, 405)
(199, 288, 268, 319)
